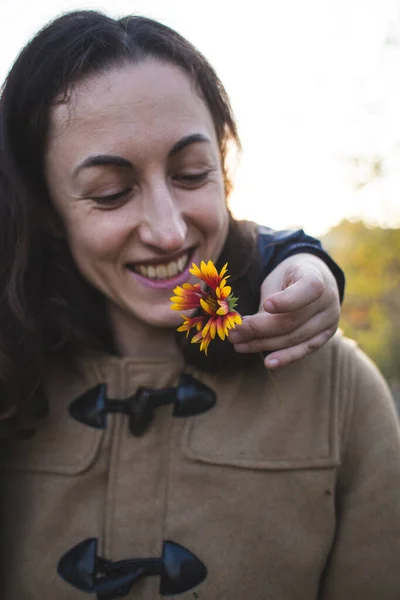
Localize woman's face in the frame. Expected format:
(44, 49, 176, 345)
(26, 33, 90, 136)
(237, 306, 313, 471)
(45, 60, 229, 330)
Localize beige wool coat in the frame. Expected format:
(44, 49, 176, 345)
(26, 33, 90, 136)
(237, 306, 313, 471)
(1, 332, 400, 599)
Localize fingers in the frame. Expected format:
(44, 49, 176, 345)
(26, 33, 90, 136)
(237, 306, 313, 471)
(229, 255, 341, 368)
(264, 269, 325, 314)
(228, 303, 319, 345)
(229, 311, 338, 355)
(263, 329, 336, 369)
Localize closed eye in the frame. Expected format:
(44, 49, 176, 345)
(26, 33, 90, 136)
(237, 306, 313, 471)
(173, 171, 211, 187)
(90, 188, 132, 206)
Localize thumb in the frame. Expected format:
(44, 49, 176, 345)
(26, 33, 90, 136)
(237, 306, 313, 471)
(263, 268, 324, 313)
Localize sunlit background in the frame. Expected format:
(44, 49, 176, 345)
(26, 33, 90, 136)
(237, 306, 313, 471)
(1, 0, 399, 393)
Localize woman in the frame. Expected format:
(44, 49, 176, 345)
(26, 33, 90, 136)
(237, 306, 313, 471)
(0, 11, 398, 600)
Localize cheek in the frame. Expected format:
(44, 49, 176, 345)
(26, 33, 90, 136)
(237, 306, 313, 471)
(213, 206, 229, 257)
(191, 183, 229, 233)
(64, 215, 125, 270)
(203, 195, 229, 245)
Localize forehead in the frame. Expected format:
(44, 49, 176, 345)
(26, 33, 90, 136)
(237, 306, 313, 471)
(47, 60, 217, 157)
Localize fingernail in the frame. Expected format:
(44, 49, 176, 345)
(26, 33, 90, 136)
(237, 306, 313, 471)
(266, 358, 279, 368)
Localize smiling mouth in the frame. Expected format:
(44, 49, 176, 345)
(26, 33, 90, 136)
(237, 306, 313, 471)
(127, 250, 193, 281)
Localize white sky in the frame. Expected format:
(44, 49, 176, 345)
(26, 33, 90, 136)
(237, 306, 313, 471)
(1, 0, 400, 235)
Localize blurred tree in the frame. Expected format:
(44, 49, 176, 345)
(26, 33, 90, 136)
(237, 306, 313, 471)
(323, 220, 400, 389)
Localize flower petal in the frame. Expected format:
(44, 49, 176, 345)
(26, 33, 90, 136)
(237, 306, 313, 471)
(216, 301, 229, 315)
(199, 332, 212, 355)
(176, 315, 204, 337)
(216, 285, 231, 299)
(209, 320, 216, 339)
(232, 312, 242, 325)
(189, 263, 203, 279)
(204, 260, 218, 278)
(219, 263, 228, 279)
(201, 318, 211, 337)
(191, 331, 203, 343)
(200, 298, 216, 315)
(219, 277, 230, 289)
(216, 317, 227, 340)
(182, 282, 202, 292)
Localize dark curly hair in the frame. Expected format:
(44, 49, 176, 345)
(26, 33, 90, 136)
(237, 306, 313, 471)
(0, 10, 262, 434)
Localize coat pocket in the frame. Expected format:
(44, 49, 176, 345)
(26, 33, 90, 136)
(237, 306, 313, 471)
(180, 364, 341, 471)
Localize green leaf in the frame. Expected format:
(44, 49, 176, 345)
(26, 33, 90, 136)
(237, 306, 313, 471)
(227, 295, 239, 310)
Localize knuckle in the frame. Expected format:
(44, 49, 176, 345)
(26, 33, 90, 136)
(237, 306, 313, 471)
(289, 332, 306, 347)
(325, 287, 341, 310)
(241, 317, 262, 340)
(326, 287, 338, 304)
(248, 320, 261, 339)
(306, 329, 334, 355)
(306, 339, 321, 354)
(323, 322, 338, 338)
(309, 275, 325, 298)
(237, 319, 259, 341)
(281, 314, 296, 333)
(325, 325, 337, 339)
(285, 263, 299, 285)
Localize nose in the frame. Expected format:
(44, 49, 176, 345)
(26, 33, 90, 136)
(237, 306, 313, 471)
(138, 182, 187, 252)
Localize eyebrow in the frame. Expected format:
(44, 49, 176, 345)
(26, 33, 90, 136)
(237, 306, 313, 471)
(73, 155, 132, 178)
(168, 133, 210, 157)
(73, 133, 210, 178)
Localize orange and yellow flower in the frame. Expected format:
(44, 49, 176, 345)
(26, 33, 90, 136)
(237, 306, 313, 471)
(170, 260, 242, 355)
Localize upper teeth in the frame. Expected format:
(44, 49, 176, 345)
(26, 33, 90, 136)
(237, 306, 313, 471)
(135, 253, 188, 280)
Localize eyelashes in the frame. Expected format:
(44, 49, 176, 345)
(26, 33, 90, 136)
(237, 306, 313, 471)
(173, 171, 211, 185)
(90, 188, 132, 205)
(89, 171, 214, 207)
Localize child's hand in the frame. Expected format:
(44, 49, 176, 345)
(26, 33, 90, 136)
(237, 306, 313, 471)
(228, 254, 341, 369)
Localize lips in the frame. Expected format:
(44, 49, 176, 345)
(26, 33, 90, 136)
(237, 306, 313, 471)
(126, 249, 192, 281)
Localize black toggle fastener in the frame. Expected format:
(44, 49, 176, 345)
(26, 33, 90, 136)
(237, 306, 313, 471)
(69, 373, 216, 436)
(57, 537, 207, 598)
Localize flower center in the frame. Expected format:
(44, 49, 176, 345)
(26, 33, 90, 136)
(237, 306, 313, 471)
(205, 294, 219, 312)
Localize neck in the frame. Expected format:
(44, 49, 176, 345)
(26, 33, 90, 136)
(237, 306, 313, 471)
(108, 304, 182, 361)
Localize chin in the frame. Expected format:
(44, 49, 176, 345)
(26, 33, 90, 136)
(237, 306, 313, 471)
(138, 307, 192, 330)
